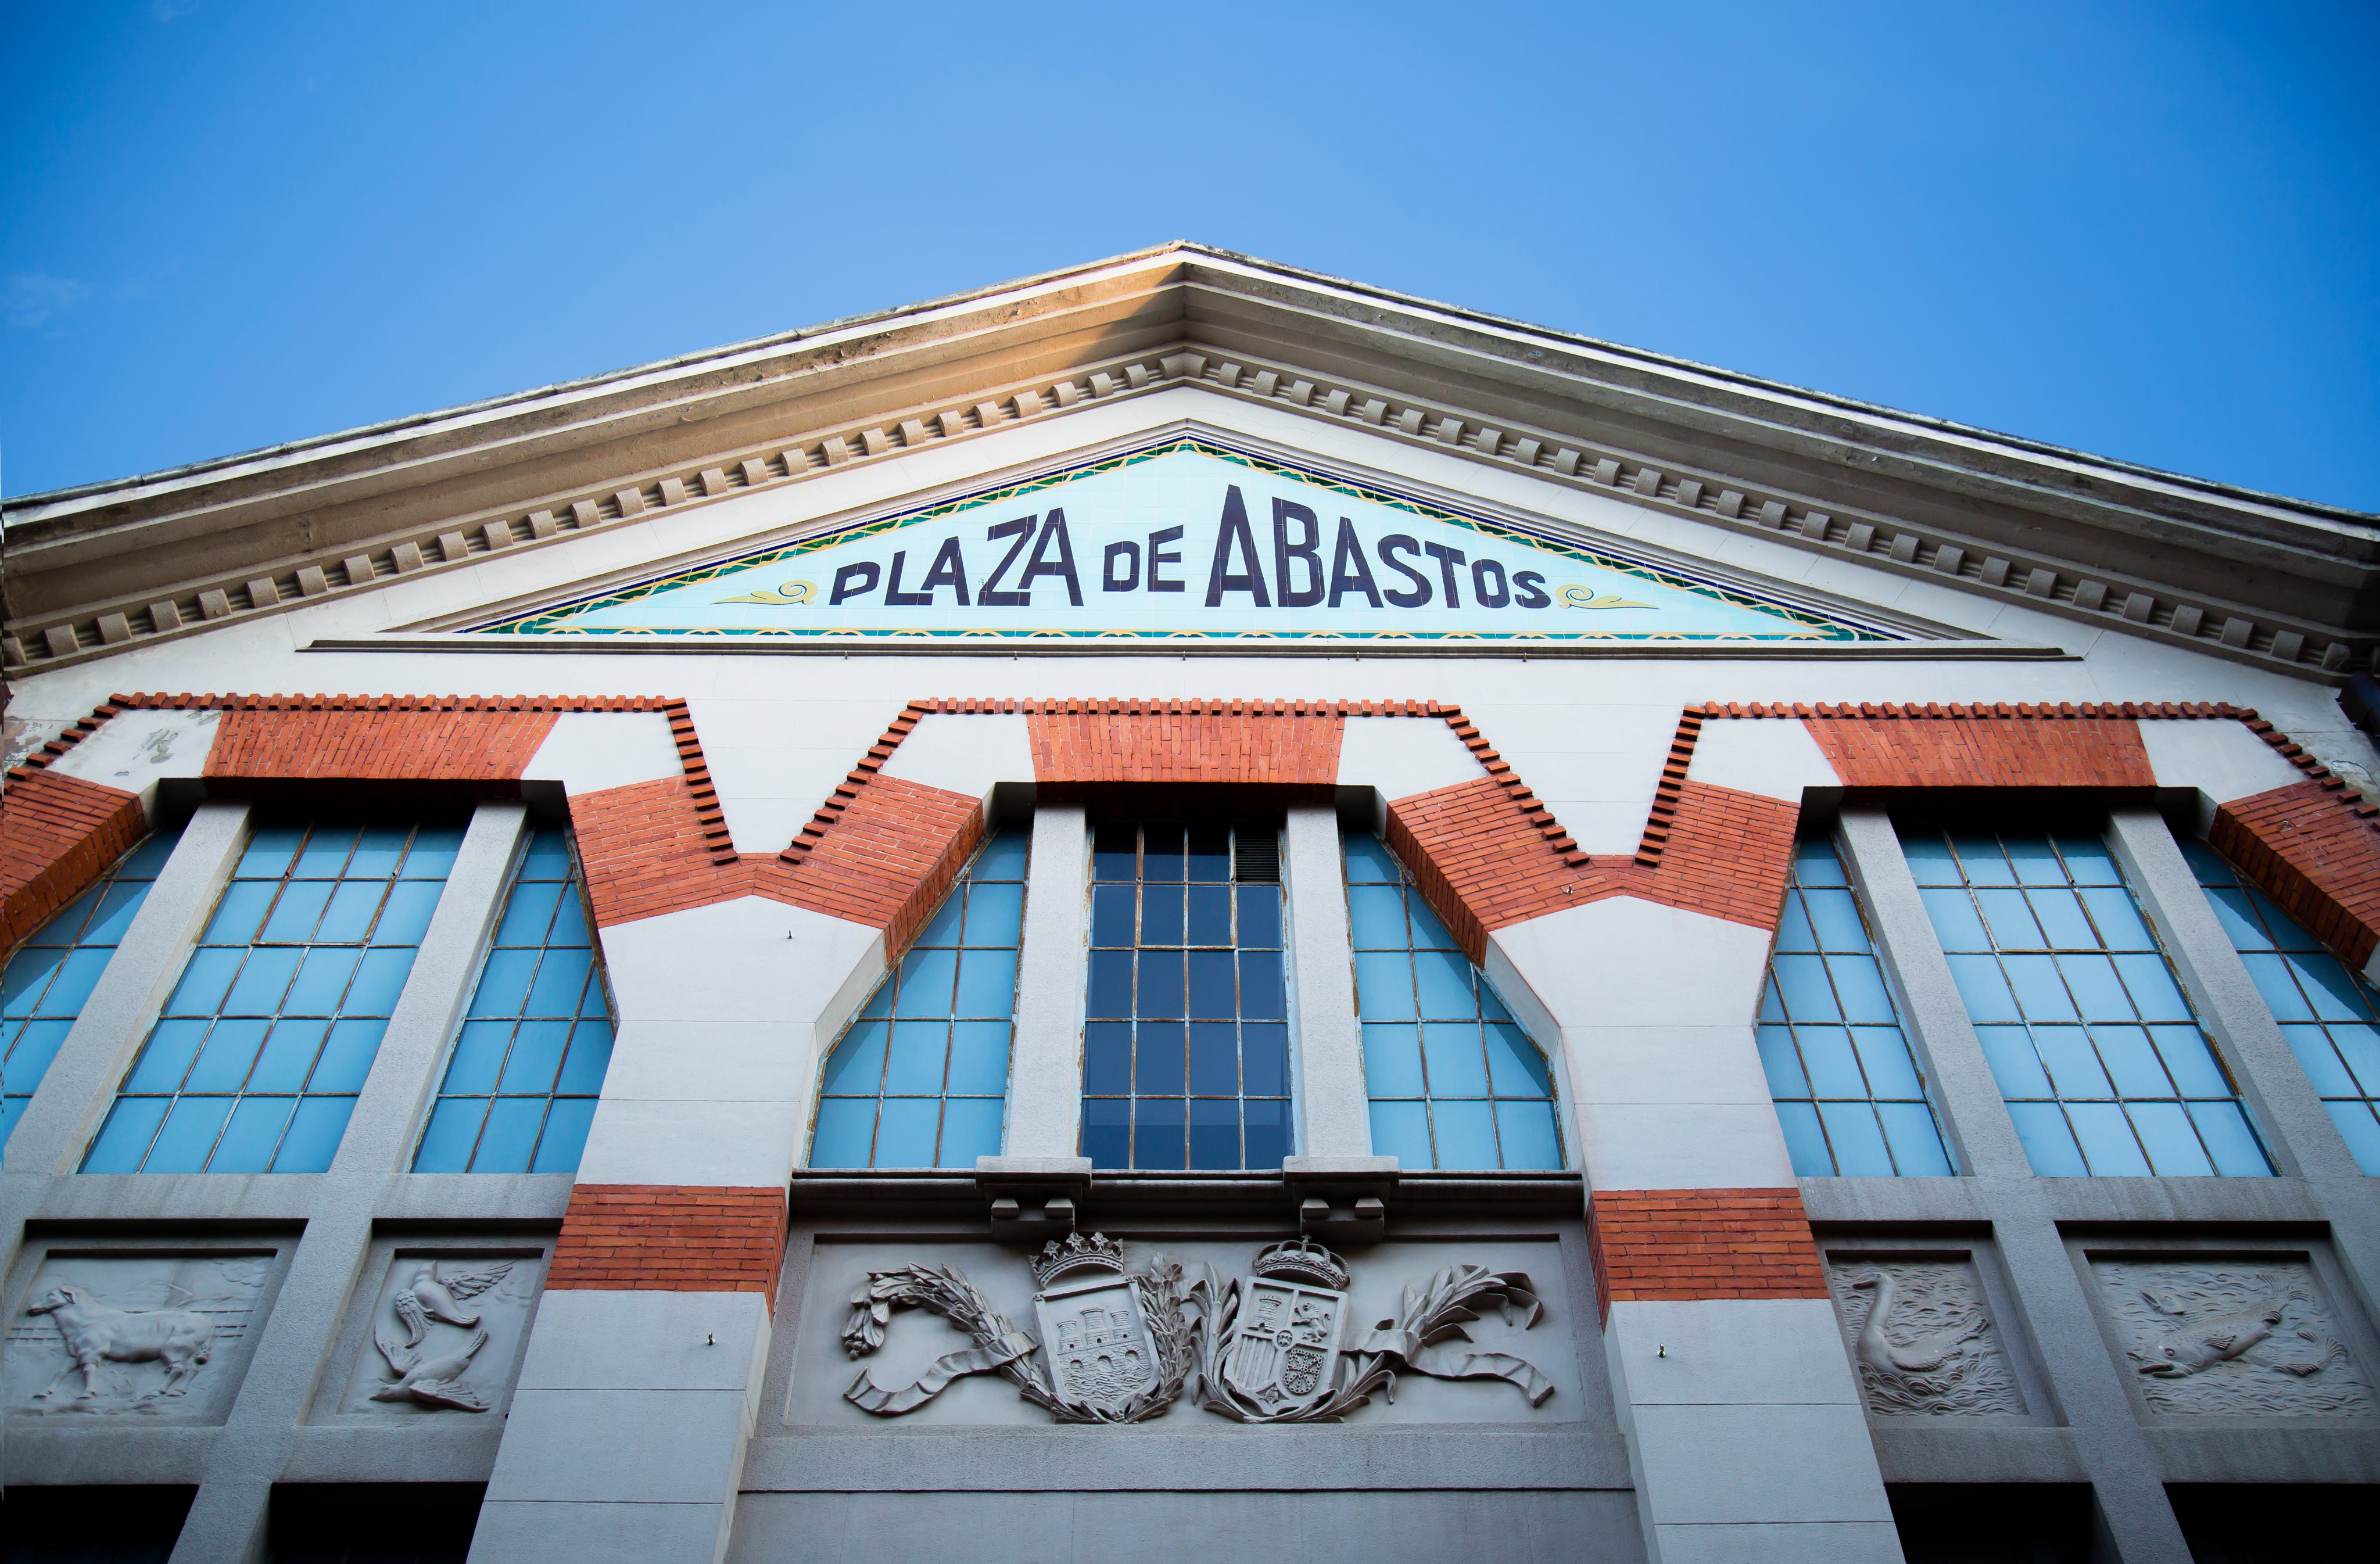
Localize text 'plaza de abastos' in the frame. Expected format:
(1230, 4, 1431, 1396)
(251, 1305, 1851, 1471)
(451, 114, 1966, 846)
(2, 243, 2377, 1563)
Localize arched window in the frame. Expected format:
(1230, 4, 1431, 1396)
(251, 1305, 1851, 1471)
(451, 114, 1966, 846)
(810, 825, 1028, 1168)
(1343, 833, 1562, 1170)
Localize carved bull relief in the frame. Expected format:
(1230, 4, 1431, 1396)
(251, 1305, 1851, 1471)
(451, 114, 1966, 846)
(5, 1249, 275, 1419)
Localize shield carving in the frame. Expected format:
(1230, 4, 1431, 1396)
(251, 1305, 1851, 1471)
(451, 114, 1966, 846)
(1222, 1274, 1349, 1416)
(1034, 1272, 1160, 1415)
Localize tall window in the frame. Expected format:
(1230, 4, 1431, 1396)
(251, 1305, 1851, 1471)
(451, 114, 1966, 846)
(85, 820, 460, 1175)
(811, 826, 1028, 1168)
(1344, 833, 1562, 1170)
(2, 827, 183, 1147)
(1759, 841, 1953, 1176)
(1081, 820, 1290, 1171)
(415, 827, 613, 1174)
(2182, 836, 2380, 1174)
(1903, 824, 2268, 1177)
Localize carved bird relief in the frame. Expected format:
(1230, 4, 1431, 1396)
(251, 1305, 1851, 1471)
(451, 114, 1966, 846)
(1850, 1274, 1988, 1383)
(392, 1261, 513, 1348)
(372, 1327, 493, 1411)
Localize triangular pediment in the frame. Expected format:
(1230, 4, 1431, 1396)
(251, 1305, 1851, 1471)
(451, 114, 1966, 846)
(476, 437, 1898, 648)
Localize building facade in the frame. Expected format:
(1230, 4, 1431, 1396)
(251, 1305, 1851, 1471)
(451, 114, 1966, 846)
(2, 243, 2376, 1563)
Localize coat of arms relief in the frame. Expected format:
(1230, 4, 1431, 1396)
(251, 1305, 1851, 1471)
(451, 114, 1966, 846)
(841, 1233, 1553, 1424)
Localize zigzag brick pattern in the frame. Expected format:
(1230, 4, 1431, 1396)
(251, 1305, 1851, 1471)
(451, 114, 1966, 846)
(1802, 709, 2155, 790)
(571, 776, 747, 928)
(1024, 700, 1345, 783)
(2213, 780, 2380, 969)
(204, 707, 560, 783)
(0, 770, 148, 952)
(1587, 1187, 1828, 1322)
(546, 1185, 788, 1310)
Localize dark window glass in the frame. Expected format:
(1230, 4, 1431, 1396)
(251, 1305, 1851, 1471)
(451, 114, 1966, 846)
(1080, 820, 1291, 1170)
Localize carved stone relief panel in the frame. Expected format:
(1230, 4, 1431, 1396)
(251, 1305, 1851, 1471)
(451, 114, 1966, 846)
(315, 1240, 548, 1422)
(2090, 1255, 2375, 1419)
(3, 1242, 287, 1423)
(779, 1234, 1589, 1430)
(1825, 1251, 2026, 1418)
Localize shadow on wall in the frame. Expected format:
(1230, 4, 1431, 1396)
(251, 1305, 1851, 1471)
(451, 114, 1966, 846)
(0, 1485, 195, 1563)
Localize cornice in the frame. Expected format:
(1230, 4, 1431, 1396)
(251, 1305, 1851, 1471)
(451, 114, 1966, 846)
(5, 243, 2372, 681)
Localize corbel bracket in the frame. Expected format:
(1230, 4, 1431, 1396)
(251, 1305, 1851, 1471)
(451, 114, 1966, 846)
(1283, 1155, 1400, 1249)
(975, 1156, 1094, 1242)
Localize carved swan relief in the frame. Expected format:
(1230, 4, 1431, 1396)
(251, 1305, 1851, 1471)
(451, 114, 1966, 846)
(1829, 1260, 2023, 1416)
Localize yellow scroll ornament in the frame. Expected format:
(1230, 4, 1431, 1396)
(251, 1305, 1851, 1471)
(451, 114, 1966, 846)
(717, 580, 818, 605)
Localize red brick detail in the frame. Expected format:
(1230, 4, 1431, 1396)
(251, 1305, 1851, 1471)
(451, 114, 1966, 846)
(204, 707, 558, 784)
(757, 776, 982, 953)
(1388, 775, 1800, 959)
(570, 776, 750, 927)
(2212, 780, 2380, 970)
(547, 1184, 788, 1310)
(1587, 1187, 1827, 1322)
(1634, 708, 1707, 866)
(1024, 700, 1344, 784)
(1802, 711, 2154, 790)
(1, 770, 147, 951)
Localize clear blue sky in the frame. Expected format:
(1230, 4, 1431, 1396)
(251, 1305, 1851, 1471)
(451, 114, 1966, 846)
(5, 2, 2374, 509)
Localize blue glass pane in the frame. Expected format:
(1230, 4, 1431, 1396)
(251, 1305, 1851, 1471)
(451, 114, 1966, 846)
(2067, 1102, 2151, 1175)
(2281, 1025, 2361, 1097)
(120, 832, 182, 878)
(82, 880, 152, 946)
(913, 892, 965, 948)
(1899, 834, 1962, 885)
(1363, 1024, 1425, 1097)
(344, 949, 416, 1016)
(185, 1019, 270, 1093)
(2056, 835, 2123, 885)
(875, 1098, 942, 1166)
(1188, 1021, 1238, 1096)
(1977, 1027, 2055, 1099)
(973, 828, 1030, 881)
(2239, 953, 2314, 1021)
(373, 881, 443, 946)
(2003, 956, 2076, 1021)
(1819, 1102, 1895, 1176)
(209, 1096, 296, 1173)
(271, 1095, 354, 1173)
(1081, 1021, 1131, 1097)
(1494, 1099, 1562, 1170)
(1976, 889, 2044, 949)
(1135, 1023, 1184, 1097)
(2035, 1027, 2113, 1099)
(2006, 1102, 2088, 1176)
(954, 949, 1020, 1018)
(84, 1096, 170, 1172)
(811, 1097, 878, 1168)
(2127, 1100, 2213, 1176)
(1354, 953, 1417, 1021)
(472, 1097, 544, 1173)
(1086, 949, 1134, 1017)
(2335, 1025, 2380, 1095)
(126, 1019, 209, 1093)
(1081, 1097, 1130, 1168)
(428, 1096, 499, 1171)
(444, 1020, 513, 1095)
(884, 1021, 950, 1095)
(2203, 887, 2270, 950)
(2028, 889, 2096, 949)
(1757, 1026, 1808, 1099)
(2151, 1026, 2230, 1099)
(1955, 835, 2009, 882)
(1851, 1027, 1925, 1099)
(1877, 1102, 1954, 1175)
(469, 949, 539, 1018)
(1758, 977, 1786, 1024)
(1431, 1099, 1499, 1168)
(1795, 843, 1849, 886)
(349, 826, 409, 878)
(500, 1020, 572, 1095)
(1485, 1023, 1553, 1096)
(310, 1020, 384, 1094)
(2, 1095, 28, 1146)
(237, 826, 304, 878)
(2291, 952, 2371, 1023)
(283, 948, 361, 1015)
(144, 1096, 234, 1173)
(937, 1021, 1009, 1098)
(248, 1020, 326, 1094)
(2112, 955, 2193, 1023)
(1772, 892, 1818, 953)
(1238, 950, 1285, 1020)
(1243, 1025, 1291, 1097)
(1803, 888, 1870, 952)
(2080, 887, 2155, 950)
(1234, 887, 1282, 949)
(30, 949, 110, 1018)
(1478, 982, 1515, 1023)
(1422, 1024, 1490, 1097)
(400, 827, 465, 880)
(224, 947, 303, 1014)
(1089, 884, 1135, 947)
(1343, 835, 1403, 883)
(2187, 1099, 2271, 1176)
(1773, 956, 1840, 1023)
(1775, 1101, 1833, 1175)
(1919, 888, 1991, 953)
(1405, 890, 1459, 952)
(525, 948, 594, 1018)
(2091, 1026, 2170, 1097)
(1189, 1097, 1240, 1170)
(1370, 1100, 1433, 1167)
(3, 1020, 73, 1094)
(314, 880, 382, 944)
(963, 882, 1024, 948)
(1133, 1097, 1186, 1169)
(1142, 884, 1184, 945)
(531, 1097, 597, 1173)
(939, 1097, 1004, 1167)
(1243, 1098, 1291, 1170)
(1411, 952, 1475, 1020)
(1347, 885, 1408, 949)
(2061, 956, 2135, 1022)
(261, 880, 334, 944)
(547, 892, 591, 950)
(2, 945, 65, 1015)
(520, 829, 574, 878)
(1829, 955, 1897, 1025)
(554, 1021, 614, 1095)
(1798, 1027, 1865, 1097)
(2322, 1101, 2380, 1175)
(496, 880, 565, 946)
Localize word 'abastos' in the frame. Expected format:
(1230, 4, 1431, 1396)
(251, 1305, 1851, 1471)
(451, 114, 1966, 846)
(825, 486, 1557, 612)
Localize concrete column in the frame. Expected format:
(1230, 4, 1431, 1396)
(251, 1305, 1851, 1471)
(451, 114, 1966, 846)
(1837, 810, 2192, 1563)
(1005, 803, 1088, 1158)
(1283, 805, 1367, 1158)
(160, 801, 531, 1564)
(1491, 895, 1901, 1564)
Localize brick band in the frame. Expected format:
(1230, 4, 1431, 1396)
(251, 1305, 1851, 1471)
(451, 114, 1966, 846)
(1587, 1187, 1828, 1321)
(2213, 780, 2380, 968)
(547, 1184, 789, 1310)
(0, 770, 147, 951)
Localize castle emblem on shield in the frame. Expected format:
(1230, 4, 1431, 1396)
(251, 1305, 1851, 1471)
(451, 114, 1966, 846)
(1218, 1238, 1349, 1416)
(1032, 1234, 1160, 1415)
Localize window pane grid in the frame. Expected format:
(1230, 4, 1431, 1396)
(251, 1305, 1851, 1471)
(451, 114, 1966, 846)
(2, 827, 184, 1148)
(2182, 835, 2380, 1174)
(84, 820, 459, 1175)
(1903, 824, 2270, 1177)
(1343, 832, 1562, 1171)
(811, 826, 1028, 1168)
(415, 827, 613, 1174)
(1758, 840, 1952, 1176)
(1080, 821, 1290, 1171)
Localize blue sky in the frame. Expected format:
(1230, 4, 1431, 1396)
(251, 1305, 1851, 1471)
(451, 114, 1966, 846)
(4, 2, 2374, 509)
